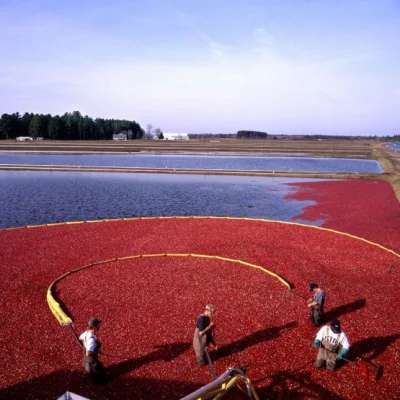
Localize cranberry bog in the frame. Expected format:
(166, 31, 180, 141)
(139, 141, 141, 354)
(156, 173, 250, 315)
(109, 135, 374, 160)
(1, 179, 400, 400)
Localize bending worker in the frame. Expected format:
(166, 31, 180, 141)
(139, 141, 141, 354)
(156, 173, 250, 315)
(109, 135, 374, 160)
(79, 317, 107, 383)
(307, 282, 325, 327)
(314, 319, 350, 371)
(193, 304, 217, 365)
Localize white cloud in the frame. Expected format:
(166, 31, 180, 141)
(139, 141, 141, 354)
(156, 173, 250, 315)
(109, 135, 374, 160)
(174, 10, 227, 62)
(1, 9, 399, 134)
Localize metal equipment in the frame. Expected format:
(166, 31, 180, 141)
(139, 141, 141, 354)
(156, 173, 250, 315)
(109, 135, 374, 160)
(180, 367, 260, 400)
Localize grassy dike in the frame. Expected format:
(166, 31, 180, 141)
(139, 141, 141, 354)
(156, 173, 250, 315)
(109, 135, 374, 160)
(0, 163, 384, 181)
(372, 144, 400, 201)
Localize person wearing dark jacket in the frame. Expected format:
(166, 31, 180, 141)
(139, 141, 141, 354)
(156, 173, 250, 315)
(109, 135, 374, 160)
(307, 283, 325, 326)
(193, 305, 217, 365)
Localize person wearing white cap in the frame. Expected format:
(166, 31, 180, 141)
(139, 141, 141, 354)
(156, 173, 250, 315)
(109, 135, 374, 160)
(193, 305, 217, 365)
(79, 317, 107, 383)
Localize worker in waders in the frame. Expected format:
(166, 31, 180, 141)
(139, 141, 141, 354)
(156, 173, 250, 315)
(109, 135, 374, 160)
(307, 282, 325, 326)
(193, 304, 217, 365)
(79, 318, 107, 384)
(314, 319, 350, 371)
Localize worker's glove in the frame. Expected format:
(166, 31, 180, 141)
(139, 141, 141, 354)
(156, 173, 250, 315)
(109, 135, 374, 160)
(313, 339, 321, 348)
(337, 348, 348, 360)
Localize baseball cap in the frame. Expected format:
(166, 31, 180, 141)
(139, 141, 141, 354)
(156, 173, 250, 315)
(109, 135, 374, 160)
(308, 283, 318, 291)
(205, 304, 216, 313)
(330, 319, 341, 333)
(89, 318, 101, 328)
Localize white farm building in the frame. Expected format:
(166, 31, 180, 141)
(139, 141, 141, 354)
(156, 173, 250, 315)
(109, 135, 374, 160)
(113, 133, 127, 141)
(163, 132, 189, 141)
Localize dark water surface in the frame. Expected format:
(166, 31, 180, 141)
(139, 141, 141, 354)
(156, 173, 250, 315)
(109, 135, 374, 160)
(0, 153, 383, 173)
(0, 171, 326, 229)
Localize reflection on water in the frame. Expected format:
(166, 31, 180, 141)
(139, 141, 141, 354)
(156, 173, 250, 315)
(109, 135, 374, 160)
(0, 153, 383, 173)
(0, 171, 326, 229)
(387, 143, 400, 151)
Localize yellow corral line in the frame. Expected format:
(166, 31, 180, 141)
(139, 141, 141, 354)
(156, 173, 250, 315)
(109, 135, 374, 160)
(3, 216, 399, 259)
(70, 263, 94, 273)
(92, 258, 117, 265)
(189, 254, 212, 258)
(46, 252, 291, 325)
(117, 255, 142, 261)
(140, 253, 168, 258)
(46, 288, 72, 325)
(214, 256, 234, 262)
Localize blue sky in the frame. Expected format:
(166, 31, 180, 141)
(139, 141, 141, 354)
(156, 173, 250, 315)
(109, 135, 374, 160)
(0, 0, 399, 135)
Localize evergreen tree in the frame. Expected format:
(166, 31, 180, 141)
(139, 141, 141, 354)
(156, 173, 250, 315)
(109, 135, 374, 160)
(48, 116, 62, 140)
(20, 112, 34, 136)
(29, 115, 44, 138)
(1, 111, 145, 141)
(0, 113, 20, 139)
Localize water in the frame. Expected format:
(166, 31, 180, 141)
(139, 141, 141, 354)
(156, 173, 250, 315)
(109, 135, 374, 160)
(387, 143, 400, 151)
(0, 171, 325, 229)
(148, 151, 312, 157)
(0, 153, 383, 173)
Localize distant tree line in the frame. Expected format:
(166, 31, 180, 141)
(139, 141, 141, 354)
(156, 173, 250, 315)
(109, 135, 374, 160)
(381, 135, 400, 142)
(192, 132, 400, 141)
(0, 111, 144, 140)
(187, 133, 236, 139)
(301, 134, 400, 141)
(237, 130, 268, 139)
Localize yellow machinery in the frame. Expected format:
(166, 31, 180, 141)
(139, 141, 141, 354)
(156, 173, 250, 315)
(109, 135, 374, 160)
(180, 366, 260, 400)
